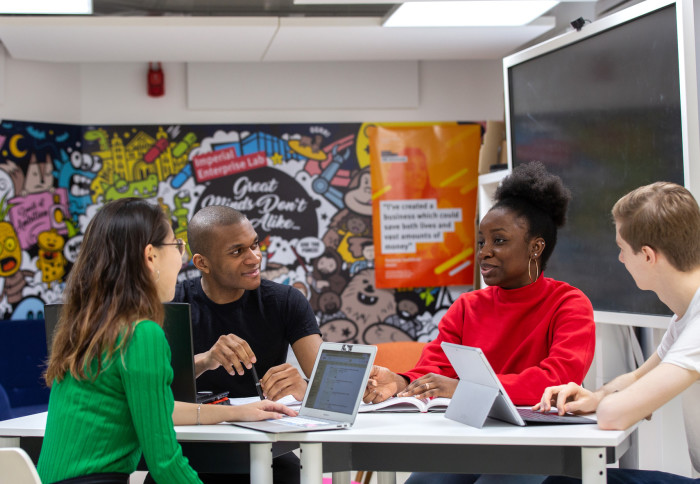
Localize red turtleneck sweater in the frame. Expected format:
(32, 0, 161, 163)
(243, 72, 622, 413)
(402, 275, 595, 405)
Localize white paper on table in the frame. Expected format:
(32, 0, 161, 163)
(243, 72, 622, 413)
(275, 394, 302, 410)
(227, 394, 302, 409)
(228, 396, 265, 406)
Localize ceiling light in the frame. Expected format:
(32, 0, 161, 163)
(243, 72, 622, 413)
(0, 0, 92, 14)
(383, 1, 559, 27)
(295, 0, 395, 3)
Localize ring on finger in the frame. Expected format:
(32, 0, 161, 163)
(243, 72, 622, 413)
(426, 383, 430, 390)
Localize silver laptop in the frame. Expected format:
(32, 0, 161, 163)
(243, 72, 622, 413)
(442, 342, 596, 428)
(232, 342, 376, 433)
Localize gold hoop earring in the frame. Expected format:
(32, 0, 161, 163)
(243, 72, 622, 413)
(528, 257, 539, 283)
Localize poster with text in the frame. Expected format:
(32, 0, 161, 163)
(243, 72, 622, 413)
(370, 124, 481, 288)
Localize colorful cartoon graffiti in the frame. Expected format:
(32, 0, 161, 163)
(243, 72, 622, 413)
(0, 121, 82, 313)
(0, 120, 473, 344)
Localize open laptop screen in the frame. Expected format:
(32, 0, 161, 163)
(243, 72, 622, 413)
(304, 349, 372, 415)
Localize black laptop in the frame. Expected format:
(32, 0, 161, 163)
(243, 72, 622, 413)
(44, 302, 227, 404)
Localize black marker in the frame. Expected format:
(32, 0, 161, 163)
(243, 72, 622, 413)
(251, 364, 265, 400)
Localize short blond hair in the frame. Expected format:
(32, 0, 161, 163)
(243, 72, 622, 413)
(612, 182, 700, 271)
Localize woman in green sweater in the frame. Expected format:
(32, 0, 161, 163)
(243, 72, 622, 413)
(38, 198, 296, 484)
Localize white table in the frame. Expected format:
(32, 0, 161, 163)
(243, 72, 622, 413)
(0, 412, 280, 482)
(277, 413, 637, 484)
(0, 412, 636, 484)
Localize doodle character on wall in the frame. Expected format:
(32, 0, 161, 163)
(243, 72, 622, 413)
(0, 121, 83, 316)
(307, 250, 347, 317)
(339, 269, 400, 338)
(55, 149, 102, 219)
(0, 207, 31, 304)
(36, 229, 67, 288)
(23, 153, 54, 195)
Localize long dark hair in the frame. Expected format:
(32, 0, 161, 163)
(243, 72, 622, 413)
(45, 198, 169, 384)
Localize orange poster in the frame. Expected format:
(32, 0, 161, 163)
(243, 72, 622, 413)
(369, 124, 481, 288)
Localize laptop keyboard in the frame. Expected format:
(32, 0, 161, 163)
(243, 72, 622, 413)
(517, 408, 596, 424)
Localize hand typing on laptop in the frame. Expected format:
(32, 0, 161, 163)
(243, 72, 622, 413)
(174, 398, 298, 425)
(228, 400, 299, 422)
(532, 382, 600, 416)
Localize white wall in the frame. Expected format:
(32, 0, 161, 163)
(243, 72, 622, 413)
(0, 56, 81, 124)
(75, 60, 504, 125)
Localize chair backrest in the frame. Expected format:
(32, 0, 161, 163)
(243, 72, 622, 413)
(0, 448, 41, 484)
(373, 341, 426, 374)
(0, 319, 50, 409)
(0, 383, 13, 421)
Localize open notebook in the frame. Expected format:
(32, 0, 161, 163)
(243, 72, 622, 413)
(359, 396, 450, 413)
(231, 342, 376, 433)
(442, 342, 596, 428)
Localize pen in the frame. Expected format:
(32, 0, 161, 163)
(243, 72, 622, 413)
(251, 364, 265, 400)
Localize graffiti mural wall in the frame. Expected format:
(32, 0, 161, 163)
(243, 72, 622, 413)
(0, 119, 474, 343)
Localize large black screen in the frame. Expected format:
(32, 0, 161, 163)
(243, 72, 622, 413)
(508, 4, 682, 316)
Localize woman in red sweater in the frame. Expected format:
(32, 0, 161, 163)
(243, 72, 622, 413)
(364, 161, 595, 408)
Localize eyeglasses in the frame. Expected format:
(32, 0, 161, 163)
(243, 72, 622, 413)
(160, 238, 186, 256)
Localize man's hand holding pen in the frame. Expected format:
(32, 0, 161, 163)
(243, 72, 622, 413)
(197, 332, 308, 401)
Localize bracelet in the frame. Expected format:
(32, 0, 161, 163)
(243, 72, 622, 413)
(196, 404, 201, 425)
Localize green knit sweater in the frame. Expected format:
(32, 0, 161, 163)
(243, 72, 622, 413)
(38, 320, 202, 484)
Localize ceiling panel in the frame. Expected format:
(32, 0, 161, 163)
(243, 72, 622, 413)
(267, 16, 556, 61)
(0, 14, 556, 63)
(0, 17, 280, 62)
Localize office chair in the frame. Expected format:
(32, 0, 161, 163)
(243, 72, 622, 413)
(355, 340, 427, 484)
(0, 448, 42, 484)
(0, 383, 13, 421)
(373, 341, 426, 373)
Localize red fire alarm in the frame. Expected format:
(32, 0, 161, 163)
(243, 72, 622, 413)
(148, 62, 165, 97)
